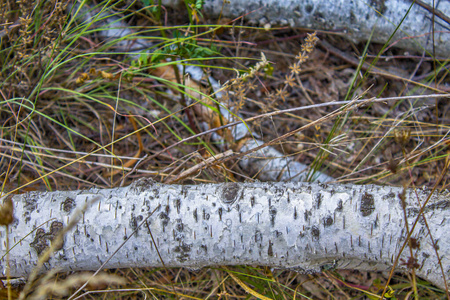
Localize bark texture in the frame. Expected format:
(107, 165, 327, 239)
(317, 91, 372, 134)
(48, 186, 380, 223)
(1, 180, 449, 289)
(162, 0, 450, 57)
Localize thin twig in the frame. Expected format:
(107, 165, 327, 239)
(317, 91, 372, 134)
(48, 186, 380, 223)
(165, 150, 234, 184)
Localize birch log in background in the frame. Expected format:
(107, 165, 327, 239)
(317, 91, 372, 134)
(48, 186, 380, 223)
(162, 0, 450, 57)
(70, 3, 334, 183)
(1, 180, 449, 289)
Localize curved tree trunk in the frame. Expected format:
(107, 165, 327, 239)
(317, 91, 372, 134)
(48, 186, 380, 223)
(1, 180, 449, 289)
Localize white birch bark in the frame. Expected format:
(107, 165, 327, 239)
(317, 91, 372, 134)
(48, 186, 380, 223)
(1, 180, 449, 289)
(162, 0, 450, 57)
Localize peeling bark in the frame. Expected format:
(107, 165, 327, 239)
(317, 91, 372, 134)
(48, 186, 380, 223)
(1, 180, 449, 289)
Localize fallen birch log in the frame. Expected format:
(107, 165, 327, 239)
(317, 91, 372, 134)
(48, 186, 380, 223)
(162, 0, 450, 57)
(1, 180, 449, 289)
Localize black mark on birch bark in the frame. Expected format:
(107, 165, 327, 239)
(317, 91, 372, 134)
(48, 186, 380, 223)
(174, 219, 185, 241)
(383, 192, 395, 200)
(193, 208, 198, 222)
(323, 216, 333, 227)
(336, 200, 343, 212)
(23, 193, 38, 223)
(315, 193, 323, 209)
(311, 226, 320, 241)
(173, 242, 191, 262)
(424, 200, 450, 211)
(255, 230, 263, 243)
(129, 214, 143, 232)
(268, 240, 273, 257)
(175, 220, 184, 232)
(350, 11, 356, 23)
(203, 209, 210, 220)
(131, 178, 157, 194)
(305, 4, 313, 13)
(360, 192, 375, 216)
(61, 197, 75, 213)
(30, 229, 47, 255)
(159, 212, 169, 232)
(370, 0, 387, 14)
(221, 183, 241, 205)
(304, 210, 312, 222)
(30, 221, 64, 255)
(270, 206, 277, 227)
(175, 199, 180, 214)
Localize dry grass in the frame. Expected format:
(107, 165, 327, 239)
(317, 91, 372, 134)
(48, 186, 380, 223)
(0, 0, 449, 298)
